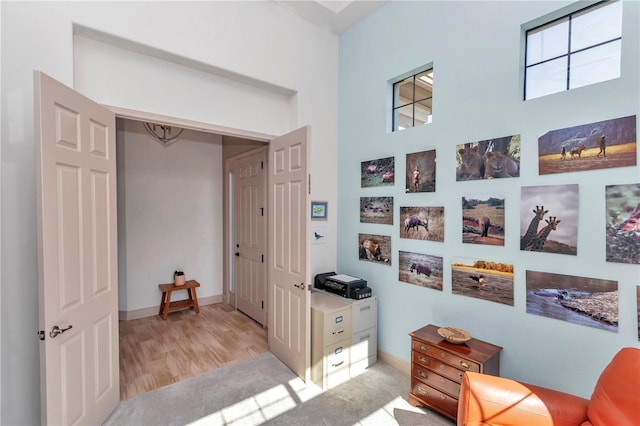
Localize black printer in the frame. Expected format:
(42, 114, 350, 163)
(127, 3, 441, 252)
(314, 272, 371, 300)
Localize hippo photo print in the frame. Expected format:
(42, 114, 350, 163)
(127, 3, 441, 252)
(455, 134, 520, 181)
(361, 156, 395, 188)
(399, 206, 444, 242)
(358, 233, 391, 266)
(360, 197, 393, 225)
(406, 149, 436, 193)
(520, 184, 578, 255)
(451, 257, 514, 306)
(462, 195, 505, 246)
(398, 251, 443, 291)
(606, 183, 640, 264)
(538, 115, 636, 175)
(526, 270, 618, 333)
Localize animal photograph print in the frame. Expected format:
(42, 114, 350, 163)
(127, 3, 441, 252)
(606, 183, 640, 264)
(462, 195, 505, 246)
(361, 156, 395, 188)
(405, 149, 436, 193)
(637, 286, 640, 341)
(358, 233, 391, 266)
(538, 115, 636, 175)
(360, 197, 393, 225)
(520, 184, 578, 255)
(398, 251, 443, 291)
(526, 270, 618, 333)
(451, 257, 514, 306)
(399, 206, 444, 242)
(455, 134, 520, 181)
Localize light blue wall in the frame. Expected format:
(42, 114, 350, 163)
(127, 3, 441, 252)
(338, 0, 639, 398)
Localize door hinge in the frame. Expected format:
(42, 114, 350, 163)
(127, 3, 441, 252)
(261, 254, 264, 263)
(308, 174, 311, 194)
(261, 161, 264, 169)
(38, 330, 45, 341)
(261, 207, 264, 216)
(261, 301, 264, 309)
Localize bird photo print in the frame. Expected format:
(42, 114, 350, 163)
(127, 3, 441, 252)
(451, 257, 514, 306)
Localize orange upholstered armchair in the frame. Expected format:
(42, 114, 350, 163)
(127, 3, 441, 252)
(457, 347, 640, 426)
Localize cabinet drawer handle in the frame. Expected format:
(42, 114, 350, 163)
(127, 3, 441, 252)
(420, 344, 428, 352)
(418, 356, 429, 365)
(332, 361, 344, 367)
(359, 334, 370, 341)
(417, 387, 428, 396)
(460, 361, 470, 369)
(360, 305, 371, 311)
(419, 371, 428, 379)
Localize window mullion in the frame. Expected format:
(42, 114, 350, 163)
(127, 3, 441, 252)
(566, 15, 572, 91)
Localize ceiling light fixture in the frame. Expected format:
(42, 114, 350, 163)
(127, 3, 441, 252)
(143, 122, 184, 145)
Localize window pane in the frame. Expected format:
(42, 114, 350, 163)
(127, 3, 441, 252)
(571, 1, 622, 51)
(526, 56, 568, 99)
(394, 77, 414, 108)
(394, 105, 414, 131)
(415, 98, 432, 125)
(527, 19, 569, 64)
(570, 40, 621, 89)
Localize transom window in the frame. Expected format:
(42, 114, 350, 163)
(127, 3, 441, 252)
(524, 1, 622, 100)
(392, 69, 433, 132)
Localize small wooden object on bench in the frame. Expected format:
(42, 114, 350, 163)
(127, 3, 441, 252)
(158, 279, 200, 320)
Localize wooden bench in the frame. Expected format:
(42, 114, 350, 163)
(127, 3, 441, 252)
(158, 280, 200, 320)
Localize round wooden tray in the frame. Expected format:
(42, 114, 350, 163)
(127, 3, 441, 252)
(437, 327, 471, 344)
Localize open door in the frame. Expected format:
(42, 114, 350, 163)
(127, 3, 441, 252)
(35, 71, 119, 425)
(268, 126, 310, 381)
(234, 148, 268, 326)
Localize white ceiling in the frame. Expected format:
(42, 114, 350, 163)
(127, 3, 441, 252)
(273, 0, 387, 34)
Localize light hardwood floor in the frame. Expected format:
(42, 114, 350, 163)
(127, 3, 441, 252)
(119, 303, 268, 400)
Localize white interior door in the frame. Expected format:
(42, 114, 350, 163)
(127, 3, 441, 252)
(234, 148, 267, 326)
(268, 126, 310, 381)
(35, 71, 119, 425)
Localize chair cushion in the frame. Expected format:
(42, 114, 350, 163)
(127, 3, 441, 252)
(587, 347, 640, 425)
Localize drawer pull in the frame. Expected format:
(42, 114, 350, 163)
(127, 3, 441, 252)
(440, 351, 447, 358)
(420, 344, 428, 352)
(332, 328, 344, 335)
(419, 371, 428, 379)
(418, 356, 429, 365)
(440, 394, 446, 400)
(332, 361, 344, 367)
(359, 334, 370, 341)
(360, 305, 371, 311)
(417, 387, 428, 396)
(460, 361, 470, 369)
(440, 378, 446, 384)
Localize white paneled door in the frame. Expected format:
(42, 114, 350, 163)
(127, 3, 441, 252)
(35, 71, 119, 425)
(235, 148, 267, 326)
(268, 126, 310, 381)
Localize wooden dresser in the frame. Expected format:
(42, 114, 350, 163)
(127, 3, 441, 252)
(409, 324, 502, 421)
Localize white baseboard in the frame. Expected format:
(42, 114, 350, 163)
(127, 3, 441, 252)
(378, 348, 410, 376)
(119, 294, 223, 321)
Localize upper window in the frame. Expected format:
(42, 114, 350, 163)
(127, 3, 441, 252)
(393, 69, 433, 132)
(525, 1, 622, 100)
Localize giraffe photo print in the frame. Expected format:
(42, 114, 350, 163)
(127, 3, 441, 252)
(537, 115, 637, 175)
(520, 184, 578, 255)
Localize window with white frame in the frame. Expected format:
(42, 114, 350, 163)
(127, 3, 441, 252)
(525, 1, 622, 100)
(392, 69, 433, 131)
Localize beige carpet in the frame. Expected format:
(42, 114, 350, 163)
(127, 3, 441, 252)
(104, 352, 454, 425)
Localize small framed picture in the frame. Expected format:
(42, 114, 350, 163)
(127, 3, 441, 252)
(311, 201, 328, 220)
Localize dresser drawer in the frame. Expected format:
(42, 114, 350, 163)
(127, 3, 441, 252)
(410, 379, 458, 419)
(412, 363, 461, 397)
(412, 341, 480, 373)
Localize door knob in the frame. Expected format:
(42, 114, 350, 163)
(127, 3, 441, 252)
(49, 325, 73, 338)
